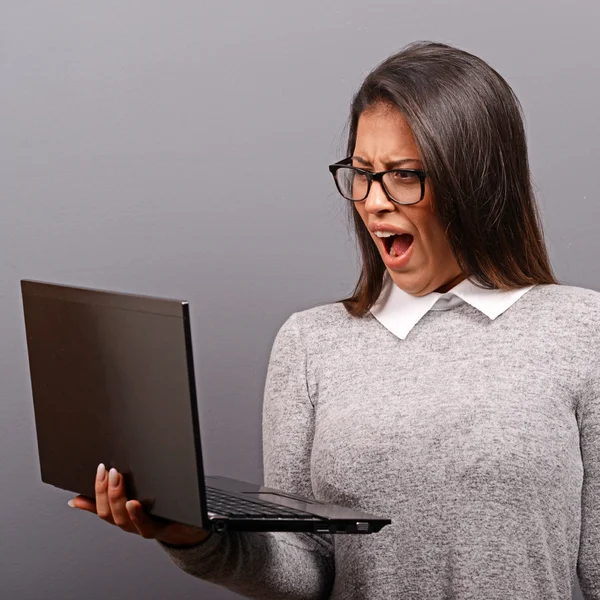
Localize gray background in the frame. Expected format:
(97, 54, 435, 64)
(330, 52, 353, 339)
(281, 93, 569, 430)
(2, 1, 598, 598)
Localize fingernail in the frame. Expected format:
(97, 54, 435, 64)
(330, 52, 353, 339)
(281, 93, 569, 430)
(68, 499, 75, 508)
(97, 463, 106, 481)
(125, 501, 135, 513)
(109, 468, 119, 487)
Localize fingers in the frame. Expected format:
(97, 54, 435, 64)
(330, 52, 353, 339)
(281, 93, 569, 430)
(126, 500, 160, 539)
(69, 464, 161, 539)
(106, 468, 133, 530)
(69, 495, 97, 514)
(90, 463, 135, 532)
(94, 463, 113, 523)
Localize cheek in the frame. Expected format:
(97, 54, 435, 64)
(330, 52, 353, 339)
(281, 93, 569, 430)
(354, 202, 366, 220)
(412, 210, 448, 260)
(420, 222, 453, 267)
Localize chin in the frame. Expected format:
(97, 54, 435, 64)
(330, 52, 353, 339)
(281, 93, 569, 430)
(387, 270, 429, 297)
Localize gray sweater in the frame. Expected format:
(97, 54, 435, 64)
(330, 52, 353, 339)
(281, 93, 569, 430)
(160, 283, 600, 599)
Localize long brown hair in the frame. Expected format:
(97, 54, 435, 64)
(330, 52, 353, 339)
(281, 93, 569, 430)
(338, 41, 558, 317)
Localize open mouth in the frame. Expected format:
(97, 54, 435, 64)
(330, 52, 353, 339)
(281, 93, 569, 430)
(382, 233, 414, 257)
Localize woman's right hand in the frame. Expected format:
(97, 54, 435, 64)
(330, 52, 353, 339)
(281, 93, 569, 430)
(68, 463, 211, 547)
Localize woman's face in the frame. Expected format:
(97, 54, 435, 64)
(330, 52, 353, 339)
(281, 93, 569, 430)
(352, 104, 464, 296)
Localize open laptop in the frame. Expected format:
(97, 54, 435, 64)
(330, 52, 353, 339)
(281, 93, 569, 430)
(21, 280, 391, 535)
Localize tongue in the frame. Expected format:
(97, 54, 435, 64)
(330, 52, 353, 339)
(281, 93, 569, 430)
(392, 234, 413, 255)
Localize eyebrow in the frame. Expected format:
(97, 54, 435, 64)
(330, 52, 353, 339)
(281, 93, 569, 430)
(352, 155, 421, 168)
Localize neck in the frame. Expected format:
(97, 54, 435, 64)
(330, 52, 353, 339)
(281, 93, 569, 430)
(434, 273, 466, 294)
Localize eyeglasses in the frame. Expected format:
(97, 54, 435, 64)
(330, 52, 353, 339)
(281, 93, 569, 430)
(328, 157, 427, 206)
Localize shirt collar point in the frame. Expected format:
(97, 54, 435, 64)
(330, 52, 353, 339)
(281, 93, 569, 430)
(371, 278, 535, 338)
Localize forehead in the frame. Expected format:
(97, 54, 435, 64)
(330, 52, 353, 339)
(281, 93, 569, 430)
(354, 104, 420, 160)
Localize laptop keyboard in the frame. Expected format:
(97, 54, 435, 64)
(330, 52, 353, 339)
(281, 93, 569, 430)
(205, 486, 316, 519)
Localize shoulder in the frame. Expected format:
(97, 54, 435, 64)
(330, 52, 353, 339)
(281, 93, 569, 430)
(524, 283, 600, 317)
(275, 301, 368, 347)
(528, 282, 600, 303)
(518, 283, 600, 345)
(293, 302, 355, 329)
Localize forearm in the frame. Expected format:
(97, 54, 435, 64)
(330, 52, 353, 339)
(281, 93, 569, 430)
(158, 529, 334, 600)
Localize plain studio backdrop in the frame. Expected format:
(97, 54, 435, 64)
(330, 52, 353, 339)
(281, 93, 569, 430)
(1, 1, 598, 599)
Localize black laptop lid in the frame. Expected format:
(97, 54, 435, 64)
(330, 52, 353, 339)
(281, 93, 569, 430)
(21, 280, 209, 529)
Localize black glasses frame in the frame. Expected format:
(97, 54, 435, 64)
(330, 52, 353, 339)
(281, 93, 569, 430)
(328, 157, 427, 206)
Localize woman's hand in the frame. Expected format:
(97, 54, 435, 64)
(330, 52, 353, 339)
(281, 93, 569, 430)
(68, 463, 211, 547)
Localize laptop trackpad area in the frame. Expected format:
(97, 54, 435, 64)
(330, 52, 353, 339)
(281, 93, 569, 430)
(241, 491, 322, 514)
(242, 491, 317, 504)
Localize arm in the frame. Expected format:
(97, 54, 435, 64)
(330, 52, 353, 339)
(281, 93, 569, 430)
(158, 313, 335, 600)
(577, 351, 600, 598)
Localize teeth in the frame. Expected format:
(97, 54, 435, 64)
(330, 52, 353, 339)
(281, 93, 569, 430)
(374, 231, 398, 238)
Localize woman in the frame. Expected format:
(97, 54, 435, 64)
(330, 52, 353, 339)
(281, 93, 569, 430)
(70, 42, 600, 599)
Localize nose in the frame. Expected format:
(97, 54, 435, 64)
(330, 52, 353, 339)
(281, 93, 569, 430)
(363, 178, 395, 214)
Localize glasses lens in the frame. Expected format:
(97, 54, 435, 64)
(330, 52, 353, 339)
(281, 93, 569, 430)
(335, 167, 369, 201)
(382, 171, 422, 204)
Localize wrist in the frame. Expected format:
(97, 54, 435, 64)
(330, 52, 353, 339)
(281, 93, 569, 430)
(158, 529, 211, 547)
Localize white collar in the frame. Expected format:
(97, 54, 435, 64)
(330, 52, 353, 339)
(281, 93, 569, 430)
(370, 274, 535, 340)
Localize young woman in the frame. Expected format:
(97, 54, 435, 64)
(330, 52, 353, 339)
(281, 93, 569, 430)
(70, 42, 600, 599)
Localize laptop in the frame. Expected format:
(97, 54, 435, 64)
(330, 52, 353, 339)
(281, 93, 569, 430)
(21, 280, 391, 535)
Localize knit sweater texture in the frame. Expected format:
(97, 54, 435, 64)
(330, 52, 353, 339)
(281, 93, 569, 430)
(160, 283, 600, 600)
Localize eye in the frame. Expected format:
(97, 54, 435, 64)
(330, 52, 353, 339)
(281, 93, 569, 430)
(353, 170, 369, 181)
(392, 170, 419, 182)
